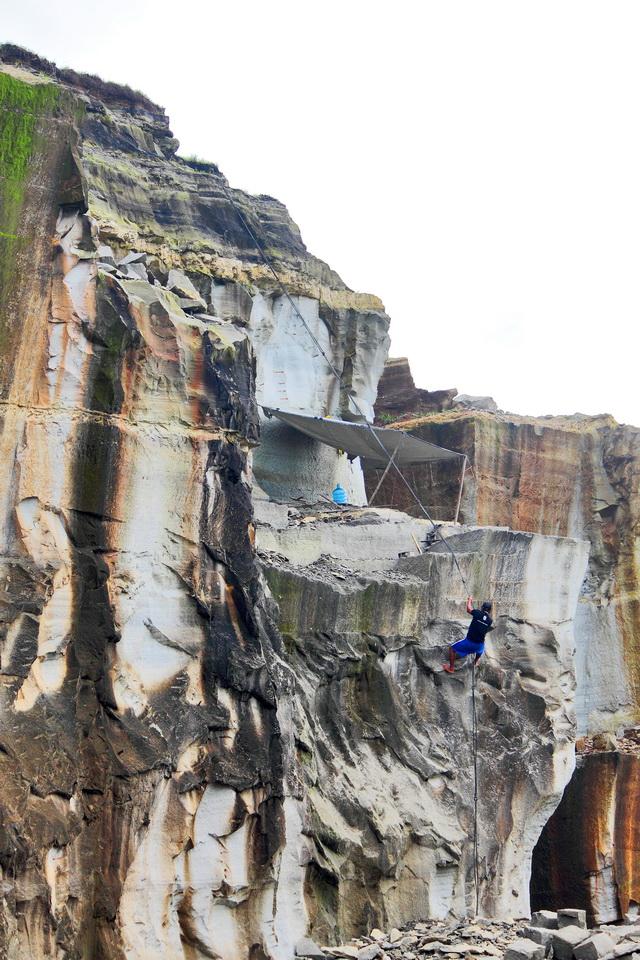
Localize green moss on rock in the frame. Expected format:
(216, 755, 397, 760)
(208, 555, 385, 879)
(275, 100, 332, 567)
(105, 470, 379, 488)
(0, 72, 61, 337)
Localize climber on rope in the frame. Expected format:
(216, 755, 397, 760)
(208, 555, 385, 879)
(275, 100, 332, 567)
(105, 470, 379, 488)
(443, 597, 493, 674)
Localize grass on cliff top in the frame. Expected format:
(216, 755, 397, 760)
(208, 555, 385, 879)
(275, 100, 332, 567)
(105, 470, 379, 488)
(0, 71, 61, 328)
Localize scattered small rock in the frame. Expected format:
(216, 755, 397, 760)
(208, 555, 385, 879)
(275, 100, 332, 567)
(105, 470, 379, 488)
(357, 945, 382, 960)
(296, 938, 326, 959)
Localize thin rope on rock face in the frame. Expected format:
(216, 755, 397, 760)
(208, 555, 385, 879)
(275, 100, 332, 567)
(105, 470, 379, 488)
(219, 179, 469, 591)
(472, 664, 480, 917)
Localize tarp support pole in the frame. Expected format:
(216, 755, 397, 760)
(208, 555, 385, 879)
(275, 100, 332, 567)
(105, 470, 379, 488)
(368, 446, 399, 506)
(454, 455, 467, 524)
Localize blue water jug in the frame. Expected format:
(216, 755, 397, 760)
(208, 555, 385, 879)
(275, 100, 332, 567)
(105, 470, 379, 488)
(332, 483, 347, 505)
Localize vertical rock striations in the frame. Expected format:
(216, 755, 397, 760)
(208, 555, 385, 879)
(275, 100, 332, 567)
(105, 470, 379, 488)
(257, 507, 588, 939)
(531, 750, 640, 924)
(365, 393, 640, 736)
(0, 44, 391, 958)
(369, 360, 640, 926)
(0, 47, 589, 957)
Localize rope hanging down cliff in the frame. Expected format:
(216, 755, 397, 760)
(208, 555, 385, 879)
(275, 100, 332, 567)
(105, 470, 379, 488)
(472, 663, 480, 916)
(220, 178, 480, 914)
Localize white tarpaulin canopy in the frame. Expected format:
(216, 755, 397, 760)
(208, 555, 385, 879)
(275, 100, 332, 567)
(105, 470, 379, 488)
(262, 407, 463, 467)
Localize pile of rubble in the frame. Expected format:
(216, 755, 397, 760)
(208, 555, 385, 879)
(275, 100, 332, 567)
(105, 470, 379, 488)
(505, 909, 640, 960)
(577, 727, 640, 756)
(295, 910, 640, 960)
(96, 246, 211, 313)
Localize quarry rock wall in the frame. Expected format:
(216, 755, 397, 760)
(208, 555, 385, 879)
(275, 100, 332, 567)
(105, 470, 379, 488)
(0, 47, 591, 958)
(530, 749, 640, 924)
(365, 402, 640, 737)
(258, 508, 588, 940)
(368, 362, 640, 925)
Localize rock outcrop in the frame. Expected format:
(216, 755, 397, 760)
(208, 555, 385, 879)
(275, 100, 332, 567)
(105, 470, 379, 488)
(531, 749, 640, 925)
(368, 360, 640, 926)
(0, 45, 390, 958)
(373, 359, 457, 424)
(0, 45, 591, 959)
(364, 385, 640, 736)
(257, 503, 588, 938)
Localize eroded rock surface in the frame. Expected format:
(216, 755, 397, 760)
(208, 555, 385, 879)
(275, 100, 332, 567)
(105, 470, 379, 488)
(368, 362, 640, 925)
(257, 503, 588, 938)
(531, 750, 640, 925)
(365, 389, 640, 736)
(0, 45, 590, 959)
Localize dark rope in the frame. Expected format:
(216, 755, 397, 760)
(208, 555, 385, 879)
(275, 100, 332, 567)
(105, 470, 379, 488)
(472, 662, 480, 916)
(219, 179, 469, 590)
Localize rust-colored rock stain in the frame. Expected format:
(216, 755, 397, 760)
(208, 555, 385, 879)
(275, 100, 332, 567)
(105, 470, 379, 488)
(531, 752, 640, 922)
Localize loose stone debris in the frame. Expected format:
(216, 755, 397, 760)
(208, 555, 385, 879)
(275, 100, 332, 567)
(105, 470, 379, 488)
(295, 912, 640, 960)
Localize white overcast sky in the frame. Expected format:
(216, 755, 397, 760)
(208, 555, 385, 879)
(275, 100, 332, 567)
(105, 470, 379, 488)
(3, 1, 640, 424)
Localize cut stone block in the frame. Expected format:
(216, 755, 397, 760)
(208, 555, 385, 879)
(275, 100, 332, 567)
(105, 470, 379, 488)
(504, 939, 546, 960)
(574, 933, 617, 960)
(559, 910, 588, 930)
(532, 912, 559, 930)
(521, 927, 554, 953)
(552, 926, 589, 960)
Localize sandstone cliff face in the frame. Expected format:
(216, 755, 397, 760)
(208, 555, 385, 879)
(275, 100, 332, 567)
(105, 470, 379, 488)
(364, 402, 640, 736)
(367, 362, 640, 926)
(257, 507, 587, 939)
(531, 749, 640, 924)
(0, 47, 385, 958)
(0, 52, 293, 960)
(0, 47, 589, 959)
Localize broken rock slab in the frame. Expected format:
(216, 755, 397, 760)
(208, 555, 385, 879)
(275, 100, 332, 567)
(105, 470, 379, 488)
(357, 946, 382, 960)
(610, 942, 640, 959)
(97, 243, 116, 265)
(168, 267, 207, 308)
(531, 912, 559, 930)
(520, 927, 554, 954)
(118, 250, 147, 266)
(600, 927, 640, 945)
(574, 933, 617, 960)
(504, 939, 546, 960)
(296, 938, 327, 959)
(453, 393, 498, 413)
(552, 925, 589, 960)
